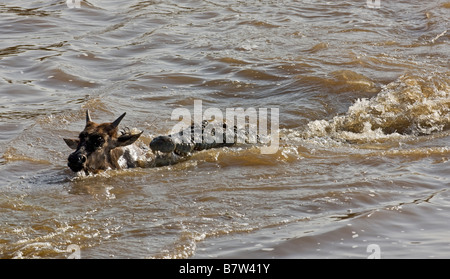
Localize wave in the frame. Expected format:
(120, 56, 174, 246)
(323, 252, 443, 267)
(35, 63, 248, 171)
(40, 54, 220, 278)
(303, 72, 450, 143)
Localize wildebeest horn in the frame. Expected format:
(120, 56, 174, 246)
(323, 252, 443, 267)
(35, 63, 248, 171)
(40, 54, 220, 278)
(86, 109, 92, 124)
(112, 112, 126, 128)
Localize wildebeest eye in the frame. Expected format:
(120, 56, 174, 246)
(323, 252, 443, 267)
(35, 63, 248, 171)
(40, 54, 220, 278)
(85, 135, 105, 151)
(92, 135, 105, 147)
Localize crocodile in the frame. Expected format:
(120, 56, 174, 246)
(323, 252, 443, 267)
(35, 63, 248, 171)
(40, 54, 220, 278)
(150, 120, 238, 156)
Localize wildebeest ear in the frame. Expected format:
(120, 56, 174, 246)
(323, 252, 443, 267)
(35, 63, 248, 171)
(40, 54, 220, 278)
(64, 138, 80, 149)
(116, 130, 143, 147)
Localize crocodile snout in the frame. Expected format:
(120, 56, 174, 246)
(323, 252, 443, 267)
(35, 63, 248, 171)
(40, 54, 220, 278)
(150, 136, 176, 154)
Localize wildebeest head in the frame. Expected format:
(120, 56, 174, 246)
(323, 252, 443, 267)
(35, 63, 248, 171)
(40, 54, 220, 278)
(63, 110, 142, 173)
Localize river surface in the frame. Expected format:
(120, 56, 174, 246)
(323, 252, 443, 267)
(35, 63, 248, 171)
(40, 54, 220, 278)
(0, 0, 449, 259)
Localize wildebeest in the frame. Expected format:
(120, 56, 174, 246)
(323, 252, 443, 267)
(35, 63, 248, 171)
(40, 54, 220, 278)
(63, 110, 144, 173)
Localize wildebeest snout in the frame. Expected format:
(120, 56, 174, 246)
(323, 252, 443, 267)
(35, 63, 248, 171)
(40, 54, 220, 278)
(68, 150, 87, 172)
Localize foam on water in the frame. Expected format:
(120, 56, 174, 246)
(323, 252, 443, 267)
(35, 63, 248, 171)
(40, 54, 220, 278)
(303, 73, 450, 143)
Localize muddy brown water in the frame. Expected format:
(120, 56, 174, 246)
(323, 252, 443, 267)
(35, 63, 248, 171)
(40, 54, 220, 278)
(0, 0, 449, 258)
